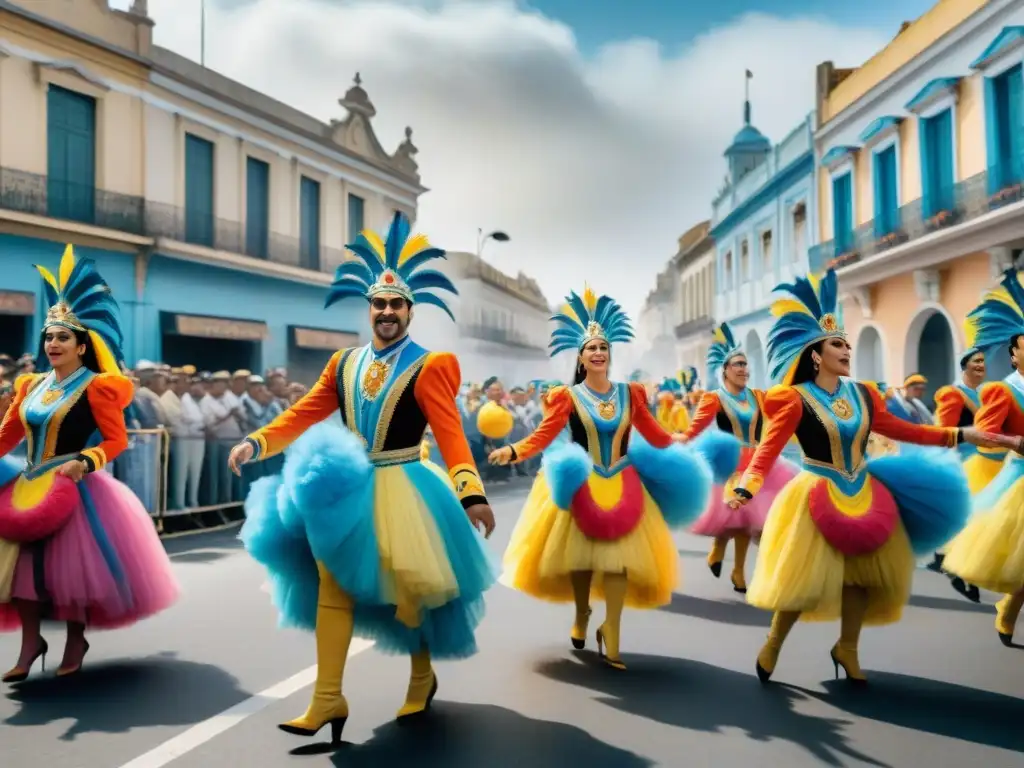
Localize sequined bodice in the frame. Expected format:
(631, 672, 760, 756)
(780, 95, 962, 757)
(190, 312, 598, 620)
(792, 379, 873, 494)
(335, 338, 431, 458)
(565, 382, 631, 472)
(18, 367, 97, 466)
(715, 387, 760, 446)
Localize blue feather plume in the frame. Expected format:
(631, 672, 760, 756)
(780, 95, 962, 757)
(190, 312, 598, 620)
(548, 287, 634, 357)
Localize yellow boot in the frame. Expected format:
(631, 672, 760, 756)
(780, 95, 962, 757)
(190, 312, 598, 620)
(995, 592, 1024, 647)
(397, 648, 438, 719)
(756, 610, 799, 683)
(730, 534, 750, 594)
(279, 563, 354, 744)
(596, 572, 627, 670)
(708, 537, 727, 578)
(570, 570, 593, 650)
(830, 585, 868, 685)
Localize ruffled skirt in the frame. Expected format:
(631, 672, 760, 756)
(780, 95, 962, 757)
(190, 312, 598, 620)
(241, 423, 497, 660)
(501, 434, 712, 608)
(748, 447, 970, 625)
(944, 454, 1024, 594)
(0, 463, 179, 631)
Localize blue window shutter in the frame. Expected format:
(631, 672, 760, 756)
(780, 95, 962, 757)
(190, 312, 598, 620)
(46, 85, 96, 224)
(184, 134, 215, 246)
(245, 157, 270, 259)
(1006, 65, 1023, 185)
(832, 172, 852, 251)
(919, 119, 934, 217)
(300, 176, 321, 269)
(985, 76, 1001, 191)
(936, 110, 955, 212)
(872, 152, 884, 238)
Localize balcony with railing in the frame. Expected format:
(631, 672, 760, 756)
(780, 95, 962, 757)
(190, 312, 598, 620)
(463, 323, 547, 352)
(809, 165, 1019, 275)
(0, 167, 345, 272)
(674, 315, 714, 340)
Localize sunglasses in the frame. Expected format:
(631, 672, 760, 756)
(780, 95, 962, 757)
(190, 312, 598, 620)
(371, 297, 406, 311)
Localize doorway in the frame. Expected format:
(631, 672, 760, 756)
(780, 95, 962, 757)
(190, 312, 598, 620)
(0, 315, 29, 359)
(160, 334, 260, 374)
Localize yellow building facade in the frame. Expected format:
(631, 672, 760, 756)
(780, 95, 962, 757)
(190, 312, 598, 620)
(0, 0, 424, 379)
(812, 0, 1024, 402)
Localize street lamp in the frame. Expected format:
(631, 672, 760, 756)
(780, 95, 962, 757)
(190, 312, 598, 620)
(477, 228, 510, 256)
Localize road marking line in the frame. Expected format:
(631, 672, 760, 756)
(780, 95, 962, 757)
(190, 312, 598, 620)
(116, 638, 374, 768)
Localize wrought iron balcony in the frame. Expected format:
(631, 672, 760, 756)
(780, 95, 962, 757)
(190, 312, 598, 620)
(809, 167, 1014, 275)
(462, 323, 547, 351)
(674, 315, 714, 340)
(0, 167, 344, 273)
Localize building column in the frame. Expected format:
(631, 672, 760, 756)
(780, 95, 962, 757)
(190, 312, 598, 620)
(129, 247, 151, 364)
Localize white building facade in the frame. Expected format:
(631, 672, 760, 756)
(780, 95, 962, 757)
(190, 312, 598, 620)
(412, 251, 555, 385)
(712, 106, 819, 389)
(634, 268, 679, 380)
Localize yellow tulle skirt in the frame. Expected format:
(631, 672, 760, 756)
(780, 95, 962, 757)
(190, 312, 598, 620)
(943, 473, 1024, 594)
(501, 470, 678, 608)
(963, 453, 1005, 495)
(747, 471, 915, 625)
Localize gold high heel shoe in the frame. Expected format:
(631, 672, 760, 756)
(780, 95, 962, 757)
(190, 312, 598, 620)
(571, 607, 592, 650)
(830, 643, 867, 686)
(2, 639, 48, 684)
(595, 625, 626, 670)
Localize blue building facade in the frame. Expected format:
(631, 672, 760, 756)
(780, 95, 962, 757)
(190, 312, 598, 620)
(710, 103, 819, 388)
(0, 235, 363, 384)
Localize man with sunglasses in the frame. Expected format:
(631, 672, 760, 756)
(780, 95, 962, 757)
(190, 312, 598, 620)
(228, 212, 497, 748)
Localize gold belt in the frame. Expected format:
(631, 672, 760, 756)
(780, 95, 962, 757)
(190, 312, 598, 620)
(367, 446, 421, 467)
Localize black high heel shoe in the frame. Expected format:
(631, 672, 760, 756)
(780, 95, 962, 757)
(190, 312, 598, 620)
(708, 561, 723, 579)
(56, 640, 89, 678)
(571, 608, 592, 650)
(2, 638, 48, 684)
(279, 716, 348, 745)
(830, 645, 867, 686)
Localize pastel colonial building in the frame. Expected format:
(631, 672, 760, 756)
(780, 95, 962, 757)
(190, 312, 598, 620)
(635, 267, 679, 379)
(670, 219, 715, 378)
(712, 103, 818, 389)
(0, 0, 423, 383)
(810, 0, 1024, 403)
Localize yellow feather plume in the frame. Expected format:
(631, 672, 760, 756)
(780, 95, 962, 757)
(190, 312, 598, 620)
(398, 233, 430, 266)
(58, 244, 76, 291)
(771, 298, 813, 318)
(711, 327, 727, 344)
(36, 265, 59, 293)
(362, 230, 387, 263)
(88, 330, 120, 374)
(561, 302, 580, 323)
(582, 284, 597, 312)
(984, 286, 1023, 316)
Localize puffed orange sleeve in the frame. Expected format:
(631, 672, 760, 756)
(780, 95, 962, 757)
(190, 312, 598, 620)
(510, 386, 572, 462)
(737, 386, 803, 496)
(933, 385, 965, 428)
(865, 383, 959, 448)
(972, 382, 1014, 460)
(80, 372, 134, 472)
(682, 390, 720, 441)
(415, 352, 487, 509)
(246, 351, 343, 461)
(0, 374, 41, 458)
(629, 382, 673, 448)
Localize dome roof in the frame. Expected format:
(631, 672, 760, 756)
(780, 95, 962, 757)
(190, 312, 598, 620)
(726, 123, 770, 155)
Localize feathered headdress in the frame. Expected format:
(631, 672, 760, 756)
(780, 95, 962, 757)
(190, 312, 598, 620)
(707, 322, 743, 381)
(36, 245, 124, 374)
(679, 366, 699, 393)
(964, 268, 1024, 355)
(767, 269, 845, 386)
(658, 377, 682, 394)
(549, 285, 634, 356)
(325, 211, 457, 321)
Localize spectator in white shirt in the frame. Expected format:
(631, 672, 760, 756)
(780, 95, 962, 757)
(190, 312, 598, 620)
(172, 374, 207, 510)
(201, 371, 244, 505)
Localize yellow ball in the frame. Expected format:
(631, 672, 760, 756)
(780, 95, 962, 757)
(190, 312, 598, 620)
(477, 401, 514, 440)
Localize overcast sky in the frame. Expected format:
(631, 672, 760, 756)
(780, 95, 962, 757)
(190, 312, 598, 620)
(113, 0, 904, 316)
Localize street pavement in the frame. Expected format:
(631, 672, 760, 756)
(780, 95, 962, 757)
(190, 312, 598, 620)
(3, 478, 1024, 767)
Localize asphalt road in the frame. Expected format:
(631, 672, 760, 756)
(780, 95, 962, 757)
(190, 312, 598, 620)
(3, 478, 1023, 768)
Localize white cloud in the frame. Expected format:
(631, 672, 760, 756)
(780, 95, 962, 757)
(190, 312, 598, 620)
(115, 0, 887, 316)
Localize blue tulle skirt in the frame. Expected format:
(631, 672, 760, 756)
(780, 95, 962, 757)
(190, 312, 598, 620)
(241, 423, 498, 659)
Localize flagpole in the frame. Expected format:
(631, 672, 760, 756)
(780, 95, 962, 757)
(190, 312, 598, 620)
(200, 0, 206, 67)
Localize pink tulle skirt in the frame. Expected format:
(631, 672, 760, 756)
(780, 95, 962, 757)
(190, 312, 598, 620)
(691, 457, 798, 537)
(0, 471, 179, 631)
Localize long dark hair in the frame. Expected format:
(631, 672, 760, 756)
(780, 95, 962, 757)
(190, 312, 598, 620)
(37, 326, 103, 374)
(571, 343, 612, 385)
(791, 340, 825, 386)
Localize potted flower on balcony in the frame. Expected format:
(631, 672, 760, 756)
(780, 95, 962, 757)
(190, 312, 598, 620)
(925, 207, 958, 231)
(826, 250, 861, 271)
(989, 182, 1023, 208)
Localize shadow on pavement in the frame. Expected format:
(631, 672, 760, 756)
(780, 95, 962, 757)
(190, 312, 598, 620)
(163, 527, 243, 560)
(2, 651, 251, 741)
(906, 593, 992, 614)
(793, 672, 1024, 753)
(310, 701, 652, 767)
(535, 653, 887, 767)
(167, 549, 237, 564)
(660, 593, 771, 628)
